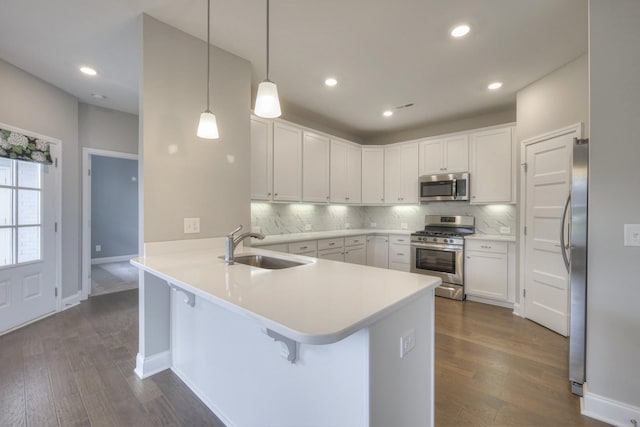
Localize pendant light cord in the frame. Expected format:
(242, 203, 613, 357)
(206, 0, 211, 111)
(266, 0, 270, 81)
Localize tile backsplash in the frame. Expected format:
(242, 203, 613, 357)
(251, 202, 516, 236)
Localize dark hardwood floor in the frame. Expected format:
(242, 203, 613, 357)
(0, 290, 608, 426)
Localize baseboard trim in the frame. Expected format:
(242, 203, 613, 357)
(171, 366, 236, 427)
(134, 351, 171, 379)
(512, 302, 524, 317)
(582, 383, 640, 427)
(91, 254, 137, 265)
(61, 291, 81, 310)
(466, 295, 514, 310)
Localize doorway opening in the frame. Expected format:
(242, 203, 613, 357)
(82, 148, 139, 298)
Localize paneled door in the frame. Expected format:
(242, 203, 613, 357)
(523, 126, 576, 336)
(0, 145, 59, 333)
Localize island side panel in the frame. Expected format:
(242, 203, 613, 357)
(171, 293, 370, 427)
(369, 291, 435, 427)
(135, 271, 171, 378)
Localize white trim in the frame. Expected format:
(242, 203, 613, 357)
(134, 350, 172, 379)
(171, 366, 237, 427)
(91, 254, 138, 265)
(82, 148, 139, 300)
(518, 123, 583, 319)
(61, 291, 81, 310)
(512, 302, 524, 317)
(582, 383, 640, 427)
(466, 295, 514, 309)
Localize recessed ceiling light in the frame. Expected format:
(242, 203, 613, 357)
(90, 93, 107, 99)
(325, 78, 337, 87)
(383, 110, 393, 117)
(488, 81, 503, 90)
(79, 66, 97, 76)
(451, 24, 471, 38)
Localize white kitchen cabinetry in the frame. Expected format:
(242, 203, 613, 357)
(469, 127, 514, 204)
(318, 248, 344, 262)
(384, 143, 419, 204)
(273, 122, 303, 202)
(302, 132, 330, 203)
(366, 235, 389, 268)
(250, 117, 273, 200)
(344, 235, 366, 265)
(361, 146, 385, 204)
(288, 240, 318, 257)
(330, 140, 362, 204)
(465, 238, 516, 307)
(388, 235, 410, 272)
(419, 135, 469, 175)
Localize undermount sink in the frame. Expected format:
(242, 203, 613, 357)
(225, 254, 308, 269)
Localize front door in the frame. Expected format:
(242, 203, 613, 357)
(523, 126, 578, 336)
(0, 145, 59, 334)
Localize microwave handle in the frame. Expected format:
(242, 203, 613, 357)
(452, 179, 457, 198)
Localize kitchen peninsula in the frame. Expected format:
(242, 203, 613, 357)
(132, 237, 440, 427)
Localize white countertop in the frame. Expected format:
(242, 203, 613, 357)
(132, 242, 440, 345)
(465, 234, 516, 242)
(252, 228, 412, 246)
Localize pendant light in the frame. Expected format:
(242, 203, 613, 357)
(197, 0, 220, 139)
(254, 0, 282, 118)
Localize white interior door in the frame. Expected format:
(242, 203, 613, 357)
(523, 128, 575, 336)
(0, 147, 58, 333)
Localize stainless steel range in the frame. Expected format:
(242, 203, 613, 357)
(410, 215, 475, 300)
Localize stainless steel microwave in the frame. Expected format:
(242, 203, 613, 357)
(419, 172, 469, 202)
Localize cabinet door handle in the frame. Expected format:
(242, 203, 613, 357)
(329, 243, 335, 246)
(381, 198, 384, 202)
(274, 193, 278, 196)
(467, 256, 471, 259)
(397, 253, 404, 256)
(267, 192, 272, 196)
(300, 246, 307, 250)
(326, 196, 329, 200)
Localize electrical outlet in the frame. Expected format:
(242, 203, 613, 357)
(370, 222, 377, 228)
(500, 227, 511, 234)
(95, 245, 101, 252)
(183, 218, 200, 234)
(624, 224, 640, 246)
(400, 223, 408, 230)
(304, 224, 312, 231)
(400, 329, 416, 358)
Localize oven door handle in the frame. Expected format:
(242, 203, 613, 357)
(411, 243, 462, 252)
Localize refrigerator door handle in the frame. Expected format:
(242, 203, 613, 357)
(560, 194, 571, 272)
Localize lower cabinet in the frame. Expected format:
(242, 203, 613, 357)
(366, 236, 389, 269)
(344, 245, 366, 265)
(389, 235, 410, 272)
(318, 248, 345, 262)
(465, 239, 515, 307)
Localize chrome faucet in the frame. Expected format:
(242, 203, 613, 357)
(225, 225, 265, 264)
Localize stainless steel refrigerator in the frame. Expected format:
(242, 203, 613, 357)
(561, 137, 589, 396)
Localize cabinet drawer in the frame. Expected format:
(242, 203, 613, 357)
(345, 235, 366, 247)
(288, 240, 317, 254)
(389, 261, 410, 272)
(466, 240, 508, 254)
(318, 237, 344, 251)
(389, 235, 410, 245)
(389, 243, 410, 263)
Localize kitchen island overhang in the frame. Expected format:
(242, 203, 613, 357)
(132, 238, 441, 427)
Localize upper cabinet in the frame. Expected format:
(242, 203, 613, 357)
(330, 139, 361, 204)
(419, 135, 469, 176)
(302, 132, 330, 203)
(273, 122, 303, 202)
(385, 143, 419, 204)
(469, 126, 515, 204)
(361, 146, 385, 204)
(250, 117, 273, 200)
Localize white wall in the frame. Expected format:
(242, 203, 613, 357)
(587, 0, 640, 411)
(141, 15, 251, 242)
(78, 103, 138, 154)
(0, 59, 80, 299)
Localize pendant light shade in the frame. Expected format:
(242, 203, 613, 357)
(254, 0, 281, 118)
(255, 80, 281, 118)
(197, 110, 220, 138)
(198, 0, 220, 139)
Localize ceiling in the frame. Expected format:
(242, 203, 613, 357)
(0, 0, 587, 139)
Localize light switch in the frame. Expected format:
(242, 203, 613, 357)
(95, 245, 101, 252)
(624, 224, 640, 246)
(184, 218, 200, 234)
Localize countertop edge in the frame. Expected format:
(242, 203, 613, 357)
(252, 229, 412, 246)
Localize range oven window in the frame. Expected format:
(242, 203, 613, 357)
(415, 247, 457, 274)
(421, 181, 453, 198)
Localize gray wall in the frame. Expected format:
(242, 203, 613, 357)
(588, 0, 640, 408)
(79, 103, 138, 154)
(0, 59, 80, 299)
(364, 106, 516, 145)
(141, 15, 251, 242)
(91, 156, 138, 259)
